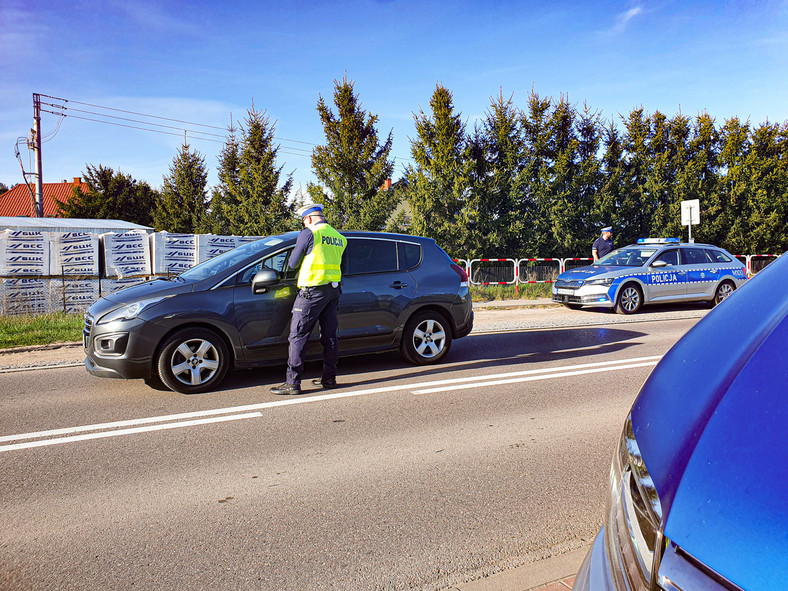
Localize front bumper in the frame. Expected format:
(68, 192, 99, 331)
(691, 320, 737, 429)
(573, 527, 616, 591)
(552, 285, 614, 308)
(83, 316, 159, 380)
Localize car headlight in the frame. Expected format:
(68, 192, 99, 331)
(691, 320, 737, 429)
(587, 277, 614, 286)
(97, 296, 169, 324)
(605, 414, 664, 591)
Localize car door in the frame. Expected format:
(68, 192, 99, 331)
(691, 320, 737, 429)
(338, 237, 417, 351)
(646, 248, 687, 301)
(681, 247, 715, 299)
(231, 248, 298, 362)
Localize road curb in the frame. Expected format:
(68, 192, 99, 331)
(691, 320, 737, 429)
(455, 545, 589, 591)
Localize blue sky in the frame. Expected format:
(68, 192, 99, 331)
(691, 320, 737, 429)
(1, 0, 786, 196)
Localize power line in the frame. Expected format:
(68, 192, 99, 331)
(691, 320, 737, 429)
(33, 93, 414, 173)
(39, 93, 321, 149)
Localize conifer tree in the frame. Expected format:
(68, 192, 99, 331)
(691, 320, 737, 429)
(207, 120, 242, 235)
(618, 108, 653, 245)
(573, 104, 605, 252)
(308, 75, 397, 230)
(675, 113, 719, 244)
(471, 91, 527, 256)
(744, 122, 788, 253)
(545, 97, 585, 257)
(223, 106, 298, 236)
(153, 143, 208, 233)
(594, 121, 625, 242)
(56, 164, 159, 226)
(404, 84, 473, 257)
(521, 91, 555, 255)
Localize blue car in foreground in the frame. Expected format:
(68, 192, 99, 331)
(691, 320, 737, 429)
(573, 251, 787, 590)
(552, 238, 747, 313)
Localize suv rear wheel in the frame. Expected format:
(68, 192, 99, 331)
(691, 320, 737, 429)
(401, 310, 452, 365)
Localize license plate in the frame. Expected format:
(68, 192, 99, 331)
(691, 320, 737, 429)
(556, 288, 573, 295)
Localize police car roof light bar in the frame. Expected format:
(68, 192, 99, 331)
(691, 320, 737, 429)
(637, 238, 681, 244)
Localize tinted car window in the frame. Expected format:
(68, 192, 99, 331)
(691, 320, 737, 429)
(706, 249, 731, 263)
(343, 239, 397, 275)
(398, 241, 422, 270)
(654, 249, 679, 266)
(237, 249, 295, 284)
(682, 247, 711, 265)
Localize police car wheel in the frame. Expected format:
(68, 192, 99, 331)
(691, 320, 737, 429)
(616, 284, 642, 315)
(401, 311, 452, 365)
(712, 281, 735, 306)
(157, 327, 230, 394)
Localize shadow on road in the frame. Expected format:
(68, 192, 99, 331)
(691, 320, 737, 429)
(211, 326, 647, 395)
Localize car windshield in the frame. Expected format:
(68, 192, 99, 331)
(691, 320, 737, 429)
(595, 247, 658, 267)
(179, 237, 284, 281)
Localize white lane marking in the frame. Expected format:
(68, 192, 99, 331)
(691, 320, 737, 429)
(0, 412, 262, 453)
(0, 355, 663, 451)
(413, 361, 660, 394)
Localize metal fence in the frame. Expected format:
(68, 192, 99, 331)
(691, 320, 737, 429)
(455, 253, 781, 289)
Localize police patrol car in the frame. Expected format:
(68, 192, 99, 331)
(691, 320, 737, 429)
(552, 238, 748, 314)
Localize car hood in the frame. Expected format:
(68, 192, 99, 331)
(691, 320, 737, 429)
(101, 277, 194, 304)
(557, 265, 625, 281)
(631, 252, 788, 589)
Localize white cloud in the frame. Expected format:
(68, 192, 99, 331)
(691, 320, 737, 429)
(607, 5, 644, 35)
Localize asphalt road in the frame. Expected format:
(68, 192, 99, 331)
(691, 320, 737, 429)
(0, 304, 706, 590)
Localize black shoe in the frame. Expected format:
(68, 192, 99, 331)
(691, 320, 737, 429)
(312, 378, 338, 389)
(271, 383, 301, 395)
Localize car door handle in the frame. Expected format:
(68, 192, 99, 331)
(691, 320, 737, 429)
(390, 281, 408, 289)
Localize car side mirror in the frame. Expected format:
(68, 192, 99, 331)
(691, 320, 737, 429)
(251, 268, 281, 294)
(651, 260, 668, 268)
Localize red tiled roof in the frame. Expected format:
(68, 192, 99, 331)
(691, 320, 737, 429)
(0, 178, 88, 217)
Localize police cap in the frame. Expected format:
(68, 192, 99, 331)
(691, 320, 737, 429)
(297, 203, 324, 218)
(601, 226, 612, 233)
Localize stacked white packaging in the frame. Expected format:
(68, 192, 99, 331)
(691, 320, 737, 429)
(0, 230, 51, 277)
(197, 234, 239, 262)
(0, 231, 51, 314)
(50, 232, 100, 276)
(150, 232, 198, 275)
(102, 231, 152, 278)
(0, 278, 50, 315)
(49, 278, 101, 313)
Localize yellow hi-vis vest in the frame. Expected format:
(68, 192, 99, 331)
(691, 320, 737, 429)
(297, 224, 346, 288)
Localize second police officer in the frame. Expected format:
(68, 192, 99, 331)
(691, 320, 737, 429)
(271, 203, 347, 395)
(592, 226, 615, 261)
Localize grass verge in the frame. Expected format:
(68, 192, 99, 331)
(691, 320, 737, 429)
(0, 284, 551, 349)
(0, 313, 84, 349)
(471, 283, 551, 301)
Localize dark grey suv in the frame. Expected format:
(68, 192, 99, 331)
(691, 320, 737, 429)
(84, 231, 473, 394)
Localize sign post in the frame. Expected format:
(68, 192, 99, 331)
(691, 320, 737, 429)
(681, 199, 700, 243)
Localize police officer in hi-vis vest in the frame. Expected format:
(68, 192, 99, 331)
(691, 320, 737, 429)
(271, 203, 347, 395)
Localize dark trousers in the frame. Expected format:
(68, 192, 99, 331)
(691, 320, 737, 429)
(286, 284, 340, 386)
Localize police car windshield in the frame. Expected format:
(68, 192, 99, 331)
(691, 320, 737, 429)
(595, 247, 658, 267)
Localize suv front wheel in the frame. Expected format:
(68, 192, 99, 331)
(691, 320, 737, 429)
(157, 327, 230, 394)
(401, 310, 452, 365)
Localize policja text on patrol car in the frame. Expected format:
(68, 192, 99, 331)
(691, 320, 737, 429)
(271, 203, 347, 395)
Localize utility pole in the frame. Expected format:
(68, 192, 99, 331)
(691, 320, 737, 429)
(32, 93, 44, 217)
